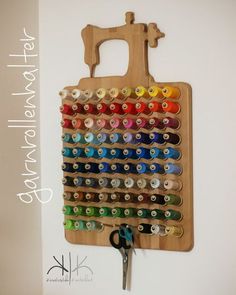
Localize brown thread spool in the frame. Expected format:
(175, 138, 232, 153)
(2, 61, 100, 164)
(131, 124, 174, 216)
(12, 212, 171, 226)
(165, 225, 184, 237)
(137, 194, 149, 203)
(85, 193, 99, 202)
(124, 193, 134, 202)
(110, 193, 121, 202)
(163, 132, 181, 145)
(98, 193, 109, 202)
(163, 179, 182, 191)
(84, 89, 95, 100)
(73, 192, 85, 201)
(63, 192, 74, 201)
(137, 178, 148, 189)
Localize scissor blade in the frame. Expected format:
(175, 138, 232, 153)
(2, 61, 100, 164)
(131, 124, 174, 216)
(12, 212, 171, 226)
(122, 253, 129, 290)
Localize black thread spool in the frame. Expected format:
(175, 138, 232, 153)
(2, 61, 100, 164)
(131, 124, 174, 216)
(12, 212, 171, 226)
(138, 223, 152, 234)
(163, 132, 180, 145)
(85, 193, 100, 203)
(150, 194, 166, 205)
(62, 163, 75, 173)
(62, 176, 74, 187)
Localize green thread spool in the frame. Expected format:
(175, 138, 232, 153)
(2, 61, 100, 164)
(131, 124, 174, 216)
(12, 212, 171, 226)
(86, 220, 104, 231)
(63, 205, 74, 216)
(73, 205, 86, 216)
(86, 206, 100, 217)
(99, 207, 112, 217)
(124, 208, 136, 217)
(165, 209, 182, 220)
(151, 209, 165, 220)
(164, 194, 182, 206)
(165, 225, 183, 237)
(112, 207, 125, 218)
(74, 220, 87, 230)
(137, 208, 150, 218)
(63, 219, 75, 230)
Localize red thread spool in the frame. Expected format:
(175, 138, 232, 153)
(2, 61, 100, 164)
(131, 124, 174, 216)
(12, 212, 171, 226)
(96, 118, 110, 130)
(122, 102, 137, 115)
(72, 103, 84, 114)
(136, 117, 149, 129)
(135, 102, 150, 114)
(60, 104, 74, 115)
(163, 117, 180, 129)
(149, 118, 164, 129)
(84, 103, 98, 114)
(148, 101, 163, 113)
(97, 103, 111, 115)
(72, 119, 84, 129)
(110, 103, 124, 115)
(61, 119, 73, 129)
(162, 101, 180, 114)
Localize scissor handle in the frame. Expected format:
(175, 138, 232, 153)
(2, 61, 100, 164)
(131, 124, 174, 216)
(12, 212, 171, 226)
(109, 229, 131, 249)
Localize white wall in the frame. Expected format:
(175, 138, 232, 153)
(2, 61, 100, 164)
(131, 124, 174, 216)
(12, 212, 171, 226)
(39, 1, 236, 294)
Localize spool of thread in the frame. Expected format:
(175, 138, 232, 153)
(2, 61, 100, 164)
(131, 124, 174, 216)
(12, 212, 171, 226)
(72, 133, 86, 144)
(124, 193, 134, 202)
(59, 89, 69, 99)
(149, 132, 165, 144)
(72, 119, 85, 130)
(135, 85, 149, 98)
(84, 89, 95, 100)
(98, 162, 111, 173)
(72, 103, 85, 114)
(138, 223, 152, 234)
(85, 147, 99, 158)
(123, 148, 138, 159)
(136, 163, 150, 174)
(62, 133, 73, 143)
(109, 118, 123, 129)
(135, 102, 150, 114)
(150, 194, 165, 205)
(165, 209, 182, 220)
(137, 208, 150, 218)
(110, 103, 124, 115)
(73, 177, 85, 187)
(163, 117, 180, 129)
(85, 163, 100, 173)
(73, 192, 85, 201)
(124, 177, 135, 189)
(123, 132, 138, 144)
(64, 219, 75, 230)
(86, 206, 100, 217)
(60, 104, 75, 115)
(99, 207, 112, 217)
(74, 220, 87, 231)
(162, 86, 180, 99)
(73, 205, 86, 216)
(96, 118, 110, 130)
(85, 193, 99, 202)
(137, 178, 147, 189)
(124, 163, 136, 173)
(151, 224, 166, 236)
(110, 133, 123, 144)
(72, 147, 85, 158)
(148, 101, 163, 113)
(110, 193, 121, 202)
(164, 194, 182, 206)
(96, 88, 108, 100)
(61, 119, 73, 129)
(165, 225, 183, 237)
(121, 87, 136, 98)
(62, 163, 75, 173)
(124, 208, 136, 217)
(164, 163, 182, 175)
(84, 118, 96, 129)
(148, 118, 164, 129)
(98, 147, 112, 159)
(84, 103, 98, 115)
(97, 132, 110, 144)
(136, 147, 151, 159)
(110, 148, 125, 159)
(136, 132, 152, 144)
(162, 101, 180, 114)
(63, 192, 74, 201)
(98, 177, 111, 188)
(86, 221, 103, 231)
(163, 147, 181, 160)
(163, 132, 180, 145)
(112, 207, 125, 218)
(122, 103, 137, 115)
(148, 85, 164, 98)
(111, 178, 124, 189)
(123, 118, 137, 130)
(85, 178, 99, 187)
(149, 147, 165, 159)
(97, 103, 111, 115)
(149, 163, 165, 174)
(84, 132, 100, 145)
(71, 89, 86, 101)
(111, 163, 124, 173)
(63, 205, 74, 215)
(136, 117, 149, 129)
(62, 147, 74, 158)
(150, 178, 165, 189)
(164, 179, 182, 191)
(98, 193, 109, 202)
(150, 209, 165, 220)
(137, 194, 149, 203)
(109, 88, 124, 100)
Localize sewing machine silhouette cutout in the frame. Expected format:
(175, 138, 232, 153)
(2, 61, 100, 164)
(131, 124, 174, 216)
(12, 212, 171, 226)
(78, 12, 165, 89)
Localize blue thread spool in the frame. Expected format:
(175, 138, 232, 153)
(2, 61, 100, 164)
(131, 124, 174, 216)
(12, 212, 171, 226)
(73, 163, 86, 173)
(62, 133, 73, 143)
(136, 147, 151, 159)
(97, 132, 110, 144)
(136, 132, 152, 144)
(124, 163, 137, 173)
(164, 163, 182, 175)
(62, 176, 75, 186)
(85, 178, 98, 187)
(110, 133, 123, 144)
(111, 148, 125, 159)
(136, 162, 150, 174)
(149, 132, 165, 144)
(111, 163, 124, 173)
(123, 132, 137, 144)
(150, 163, 165, 174)
(98, 147, 112, 159)
(123, 148, 138, 159)
(72, 133, 86, 144)
(72, 147, 85, 158)
(149, 147, 165, 159)
(163, 147, 181, 160)
(62, 147, 74, 158)
(62, 163, 75, 173)
(73, 176, 85, 187)
(84, 147, 99, 158)
(84, 132, 99, 144)
(85, 163, 100, 173)
(99, 162, 111, 173)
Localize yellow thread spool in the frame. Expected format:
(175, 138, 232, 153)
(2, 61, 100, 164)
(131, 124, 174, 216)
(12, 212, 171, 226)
(148, 86, 164, 98)
(121, 87, 136, 98)
(165, 225, 183, 237)
(162, 86, 180, 99)
(135, 85, 149, 98)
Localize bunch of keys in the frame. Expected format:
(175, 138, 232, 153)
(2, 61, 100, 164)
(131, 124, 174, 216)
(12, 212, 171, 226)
(109, 223, 135, 290)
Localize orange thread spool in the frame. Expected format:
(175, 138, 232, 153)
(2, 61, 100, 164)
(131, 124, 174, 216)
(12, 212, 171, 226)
(162, 101, 180, 114)
(162, 86, 180, 99)
(148, 101, 163, 113)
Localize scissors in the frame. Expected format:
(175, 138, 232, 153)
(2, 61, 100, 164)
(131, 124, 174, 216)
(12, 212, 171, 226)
(109, 224, 134, 290)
